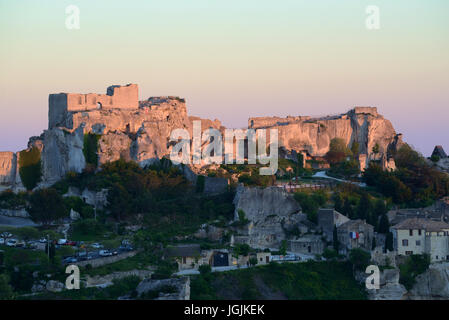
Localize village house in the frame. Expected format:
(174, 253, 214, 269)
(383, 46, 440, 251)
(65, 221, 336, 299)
(164, 244, 202, 271)
(317, 208, 350, 242)
(255, 252, 271, 265)
(287, 235, 324, 255)
(391, 218, 449, 262)
(337, 219, 374, 254)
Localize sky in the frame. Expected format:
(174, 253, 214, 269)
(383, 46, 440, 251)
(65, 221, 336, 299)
(0, 0, 448, 156)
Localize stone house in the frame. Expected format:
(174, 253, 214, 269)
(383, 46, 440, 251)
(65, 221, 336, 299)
(317, 208, 350, 242)
(287, 235, 324, 255)
(256, 252, 271, 265)
(337, 219, 374, 254)
(391, 218, 449, 262)
(164, 244, 202, 271)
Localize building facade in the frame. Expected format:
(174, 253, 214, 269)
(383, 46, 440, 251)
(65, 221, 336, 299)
(392, 218, 449, 262)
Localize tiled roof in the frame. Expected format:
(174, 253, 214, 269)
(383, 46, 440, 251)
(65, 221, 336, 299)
(165, 244, 201, 257)
(392, 218, 449, 232)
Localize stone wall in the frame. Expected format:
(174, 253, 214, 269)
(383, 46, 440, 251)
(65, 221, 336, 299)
(74, 250, 138, 268)
(49, 84, 138, 127)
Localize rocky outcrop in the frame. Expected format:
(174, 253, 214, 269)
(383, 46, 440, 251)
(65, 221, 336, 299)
(249, 107, 403, 170)
(41, 126, 85, 185)
(0, 85, 406, 189)
(136, 276, 190, 300)
(408, 262, 449, 299)
(0, 152, 17, 186)
(232, 185, 302, 249)
(367, 268, 407, 300)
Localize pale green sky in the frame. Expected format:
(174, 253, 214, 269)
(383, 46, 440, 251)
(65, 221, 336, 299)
(0, 0, 448, 155)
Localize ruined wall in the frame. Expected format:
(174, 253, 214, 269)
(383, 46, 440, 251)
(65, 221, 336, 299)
(49, 84, 138, 128)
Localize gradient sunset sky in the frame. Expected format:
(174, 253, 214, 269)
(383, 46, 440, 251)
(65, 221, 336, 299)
(1, 0, 448, 155)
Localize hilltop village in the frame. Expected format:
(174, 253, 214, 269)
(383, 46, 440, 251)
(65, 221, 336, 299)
(0, 84, 448, 300)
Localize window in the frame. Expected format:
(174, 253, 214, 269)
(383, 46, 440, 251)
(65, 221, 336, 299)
(402, 239, 408, 246)
(409, 230, 413, 236)
(436, 256, 439, 260)
(416, 240, 421, 246)
(418, 230, 422, 236)
(405, 251, 413, 255)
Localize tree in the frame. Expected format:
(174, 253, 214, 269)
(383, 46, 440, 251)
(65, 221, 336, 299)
(349, 248, 371, 271)
(372, 143, 380, 155)
(342, 198, 354, 218)
(296, 153, 304, 177)
(0, 274, 14, 299)
(279, 240, 287, 256)
(249, 257, 258, 266)
(28, 188, 67, 225)
(378, 214, 390, 234)
(385, 232, 394, 252)
(351, 142, 360, 157)
(333, 193, 343, 213)
(356, 193, 372, 221)
(326, 138, 352, 164)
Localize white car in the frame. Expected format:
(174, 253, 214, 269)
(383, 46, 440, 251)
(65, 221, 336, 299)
(58, 239, 67, 245)
(0, 238, 5, 245)
(99, 250, 113, 257)
(91, 243, 103, 249)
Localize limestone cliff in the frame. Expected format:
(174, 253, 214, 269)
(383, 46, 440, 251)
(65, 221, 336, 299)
(249, 106, 403, 169)
(408, 262, 449, 299)
(0, 85, 405, 189)
(232, 185, 302, 249)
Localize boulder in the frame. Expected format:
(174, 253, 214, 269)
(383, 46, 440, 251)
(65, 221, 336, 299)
(46, 280, 65, 292)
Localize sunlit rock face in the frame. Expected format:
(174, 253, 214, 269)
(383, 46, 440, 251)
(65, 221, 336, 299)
(249, 107, 403, 169)
(0, 84, 405, 189)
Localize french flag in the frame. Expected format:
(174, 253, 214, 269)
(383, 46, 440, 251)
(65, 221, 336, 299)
(350, 232, 359, 239)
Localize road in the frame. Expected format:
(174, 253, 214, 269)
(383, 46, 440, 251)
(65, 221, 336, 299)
(0, 215, 38, 228)
(312, 171, 366, 187)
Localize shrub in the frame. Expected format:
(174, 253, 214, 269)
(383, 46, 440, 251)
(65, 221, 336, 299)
(18, 147, 42, 190)
(83, 133, 100, 167)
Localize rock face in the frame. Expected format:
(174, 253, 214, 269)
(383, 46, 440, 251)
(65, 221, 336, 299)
(408, 262, 449, 299)
(0, 85, 405, 189)
(249, 107, 403, 169)
(368, 268, 407, 300)
(0, 152, 17, 185)
(136, 277, 190, 300)
(232, 185, 302, 249)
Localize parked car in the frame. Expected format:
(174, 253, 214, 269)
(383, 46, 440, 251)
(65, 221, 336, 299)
(62, 257, 77, 264)
(64, 241, 77, 246)
(119, 245, 134, 252)
(39, 238, 47, 243)
(0, 238, 4, 245)
(6, 239, 17, 247)
(1, 232, 12, 238)
(91, 243, 103, 249)
(99, 250, 113, 257)
(57, 239, 67, 245)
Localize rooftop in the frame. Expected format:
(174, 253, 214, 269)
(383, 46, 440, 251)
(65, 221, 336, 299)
(392, 218, 449, 232)
(164, 244, 201, 258)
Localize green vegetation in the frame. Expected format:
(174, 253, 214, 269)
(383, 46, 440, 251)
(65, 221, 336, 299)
(348, 248, 371, 271)
(325, 138, 360, 179)
(363, 144, 449, 207)
(23, 275, 141, 300)
(399, 254, 430, 290)
(293, 190, 328, 223)
(18, 147, 42, 190)
(27, 188, 67, 224)
(83, 133, 101, 167)
(191, 261, 367, 300)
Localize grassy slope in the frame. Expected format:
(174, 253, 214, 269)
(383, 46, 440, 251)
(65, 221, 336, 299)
(191, 260, 367, 300)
